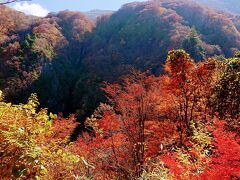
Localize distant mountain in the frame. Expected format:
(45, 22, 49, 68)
(83, 0, 240, 80)
(84, 9, 114, 22)
(194, 0, 240, 14)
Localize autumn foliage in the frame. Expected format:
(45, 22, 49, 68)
(0, 49, 239, 179)
(70, 50, 239, 179)
(0, 0, 240, 178)
(0, 93, 89, 179)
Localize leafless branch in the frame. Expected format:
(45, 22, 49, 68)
(0, 0, 31, 5)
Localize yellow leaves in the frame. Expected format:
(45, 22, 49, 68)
(191, 121, 212, 147)
(40, 165, 48, 175)
(56, 148, 81, 163)
(57, 149, 63, 155)
(28, 93, 40, 108)
(50, 112, 57, 119)
(0, 91, 80, 179)
(169, 121, 213, 179)
(0, 107, 83, 177)
(141, 161, 174, 180)
(176, 149, 191, 166)
(35, 175, 41, 180)
(6, 103, 11, 107)
(21, 93, 41, 116)
(36, 111, 50, 122)
(86, 115, 103, 133)
(0, 90, 3, 101)
(158, 7, 167, 14)
(69, 154, 81, 164)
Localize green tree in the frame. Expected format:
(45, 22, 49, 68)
(182, 28, 205, 61)
(210, 52, 240, 119)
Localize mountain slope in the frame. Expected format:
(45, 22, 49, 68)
(82, 0, 240, 80)
(1, 1, 240, 119)
(0, 6, 93, 113)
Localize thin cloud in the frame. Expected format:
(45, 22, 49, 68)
(13, 2, 49, 17)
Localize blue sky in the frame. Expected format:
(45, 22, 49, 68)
(30, 0, 145, 12)
(10, 0, 145, 17)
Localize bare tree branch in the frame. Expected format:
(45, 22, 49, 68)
(0, 0, 31, 5)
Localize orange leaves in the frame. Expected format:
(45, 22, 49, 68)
(202, 119, 240, 179)
(161, 50, 223, 142)
(144, 120, 178, 157)
(164, 50, 196, 99)
(71, 51, 238, 179)
(98, 112, 121, 132)
(161, 154, 183, 175)
(51, 114, 79, 140)
(73, 70, 169, 177)
(161, 118, 240, 180)
(165, 49, 193, 74)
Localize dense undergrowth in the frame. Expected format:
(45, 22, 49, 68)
(0, 50, 239, 179)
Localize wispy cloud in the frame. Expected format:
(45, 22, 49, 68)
(12, 2, 49, 17)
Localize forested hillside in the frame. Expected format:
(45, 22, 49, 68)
(0, 6, 93, 114)
(0, 1, 240, 178)
(83, 0, 240, 80)
(1, 0, 240, 117)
